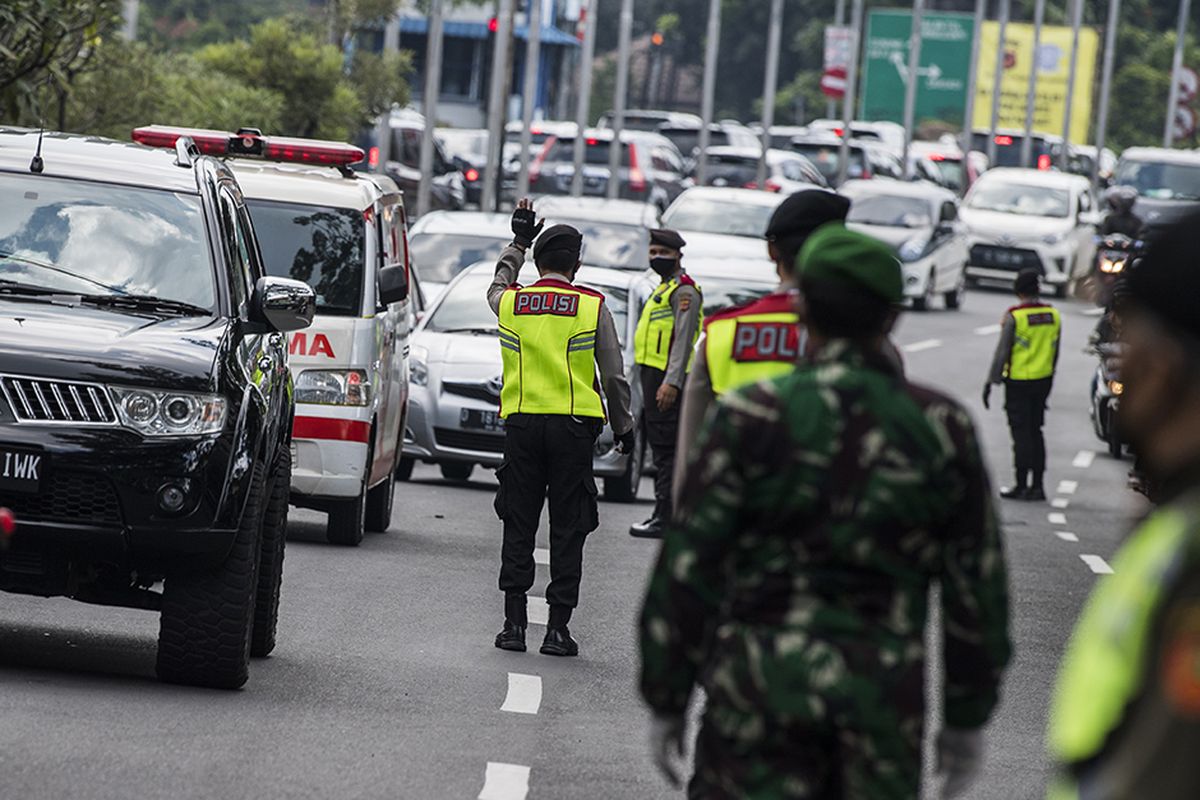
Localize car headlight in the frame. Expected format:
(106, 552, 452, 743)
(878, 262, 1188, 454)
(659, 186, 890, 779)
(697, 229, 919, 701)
(1109, 379, 1124, 396)
(410, 346, 429, 387)
(109, 388, 226, 436)
(295, 369, 371, 406)
(1042, 231, 1067, 245)
(898, 235, 930, 263)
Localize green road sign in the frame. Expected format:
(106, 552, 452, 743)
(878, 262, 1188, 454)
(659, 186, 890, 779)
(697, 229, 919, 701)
(860, 9, 974, 126)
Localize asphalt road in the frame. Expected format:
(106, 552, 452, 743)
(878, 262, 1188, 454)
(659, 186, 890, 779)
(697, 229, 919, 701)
(0, 285, 1148, 800)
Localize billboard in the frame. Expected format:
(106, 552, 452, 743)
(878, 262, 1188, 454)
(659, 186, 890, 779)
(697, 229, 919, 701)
(972, 21, 1100, 143)
(860, 10, 975, 126)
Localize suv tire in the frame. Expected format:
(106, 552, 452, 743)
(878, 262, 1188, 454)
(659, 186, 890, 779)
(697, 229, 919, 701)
(365, 465, 395, 533)
(326, 491, 366, 546)
(440, 461, 474, 482)
(157, 462, 266, 689)
(251, 448, 290, 658)
(396, 456, 415, 481)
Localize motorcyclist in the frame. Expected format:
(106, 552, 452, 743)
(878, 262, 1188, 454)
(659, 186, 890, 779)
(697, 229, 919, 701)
(1099, 185, 1143, 239)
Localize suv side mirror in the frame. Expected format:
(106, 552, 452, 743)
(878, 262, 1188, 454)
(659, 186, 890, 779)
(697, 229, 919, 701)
(939, 201, 958, 223)
(379, 265, 410, 306)
(254, 277, 315, 333)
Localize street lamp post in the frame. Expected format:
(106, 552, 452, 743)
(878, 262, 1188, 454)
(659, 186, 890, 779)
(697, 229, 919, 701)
(695, 0, 722, 187)
(901, 0, 925, 180)
(571, 0, 598, 197)
(836, 0, 865, 187)
(1020, 0, 1046, 168)
(1060, 0, 1084, 170)
(417, 0, 445, 219)
(516, 0, 544, 198)
(607, 0, 634, 199)
(986, 0, 1011, 167)
(1093, 0, 1122, 188)
(961, 0, 986, 156)
(756, 0, 785, 190)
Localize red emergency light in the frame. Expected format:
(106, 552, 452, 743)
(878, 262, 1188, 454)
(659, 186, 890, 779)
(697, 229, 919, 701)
(928, 153, 946, 161)
(465, 167, 480, 182)
(131, 125, 365, 167)
(368, 146, 380, 168)
(994, 135, 1014, 146)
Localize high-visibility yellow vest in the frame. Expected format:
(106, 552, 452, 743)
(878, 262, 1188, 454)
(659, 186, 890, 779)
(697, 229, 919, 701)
(497, 280, 605, 418)
(634, 273, 702, 372)
(1046, 500, 1198, 800)
(703, 292, 801, 396)
(1007, 304, 1061, 381)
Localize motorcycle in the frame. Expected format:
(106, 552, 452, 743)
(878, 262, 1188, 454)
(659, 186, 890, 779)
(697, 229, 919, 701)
(1092, 233, 1140, 307)
(1089, 338, 1127, 459)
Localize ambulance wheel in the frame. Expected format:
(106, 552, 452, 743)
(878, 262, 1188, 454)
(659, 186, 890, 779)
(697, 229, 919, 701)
(326, 492, 365, 546)
(440, 462, 474, 482)
(395, 456, 415, 481)
(365, 467, 395, 533)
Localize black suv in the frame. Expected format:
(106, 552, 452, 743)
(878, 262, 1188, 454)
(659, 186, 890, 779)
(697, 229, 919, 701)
(0, 129, 315, 689)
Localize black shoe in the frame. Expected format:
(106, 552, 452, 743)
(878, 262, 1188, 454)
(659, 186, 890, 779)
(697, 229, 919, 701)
(539, 627, 579, 657)
(630, 516, 664, 539)
(494, 621, 527, 652)
(1025, 486, 1047, 502)
(999, 486, 1030, 500)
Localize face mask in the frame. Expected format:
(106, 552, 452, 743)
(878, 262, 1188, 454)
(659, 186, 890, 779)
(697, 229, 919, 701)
(650, 256, 678, 278)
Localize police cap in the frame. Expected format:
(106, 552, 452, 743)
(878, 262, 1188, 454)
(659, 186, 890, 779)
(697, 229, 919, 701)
(649, 228, 686, 251)
(1128, 209, 1200, 340)
(797, 223, 903, 304)
(533, 224, 583, 261)
(1014, 268, 1041, 296)
(765, 189, 851, 241)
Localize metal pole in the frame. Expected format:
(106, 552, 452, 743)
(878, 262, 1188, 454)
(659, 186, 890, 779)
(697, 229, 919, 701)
(606, 0, 634, 199)
(1165, 0, 1192, 147)
(695, 0, 721, 186)
(962, 0, 985, 156)
(516, 0, 544, 198)
(417, 0, 445, 219)
(571, 0, 598, 196)
(827, 0, 847, 120)
(375, 10, 401, 174)
(1021, 0, 1046, 168)
(1093, 0, 1121, 187)
(482, 0, 515, 212)
(986, 0, 1010, 167)
(1060, 0, 1084, 170)
(836, 0, 864, 187)
(756, 0, 785, 190)
(121, 0, 139, 41)
(901, 0, 925, 180)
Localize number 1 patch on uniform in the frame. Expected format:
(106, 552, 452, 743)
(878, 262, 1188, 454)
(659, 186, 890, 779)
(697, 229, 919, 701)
(732, 321, 800, 362)
(514, 291, 579, 316)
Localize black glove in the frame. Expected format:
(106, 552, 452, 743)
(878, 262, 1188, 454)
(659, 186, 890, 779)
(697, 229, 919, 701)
(616, 429, 636, 455)
(982, 383, 992, 410)
(511, 206, 544, 249)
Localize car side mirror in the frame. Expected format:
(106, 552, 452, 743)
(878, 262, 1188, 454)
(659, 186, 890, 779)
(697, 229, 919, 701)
(939, 202, 958, 223)
(379, 265, 410, 306)
(255, 276, 315, 333)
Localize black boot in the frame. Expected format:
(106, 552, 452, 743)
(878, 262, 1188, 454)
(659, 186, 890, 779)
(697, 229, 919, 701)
(630, 516, 664, 538)
(1000, 470, 1029, 500)
(540, 626, 579, 657)
(494, 620, 527, 652)
(1026, 473, 1046, 501)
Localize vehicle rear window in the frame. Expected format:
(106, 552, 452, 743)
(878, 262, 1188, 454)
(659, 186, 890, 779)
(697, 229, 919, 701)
(659, 128, 729, 155)
(661, 196, 780, 237)
(543, 139, 631, 166)
(0, 174, 214, 308)
(790, 144, 866, 184)
(1115, 159, 1200, 201)
(548, 220, 648, 269)
(409, 233, 508, 284)
(246, 200, 364, 316)
(847, 195, 932, 228)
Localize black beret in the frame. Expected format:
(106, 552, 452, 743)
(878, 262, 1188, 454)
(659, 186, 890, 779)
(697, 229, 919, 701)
(1014, 268, 1041, 296)
(649, 228, 686, 251)
(765, 189, 851, 240)
(1128, 210, 1200, 340)
(533, 224, 583, 260)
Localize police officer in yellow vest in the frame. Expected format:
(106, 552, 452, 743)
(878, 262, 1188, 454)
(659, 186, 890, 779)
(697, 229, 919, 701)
(1047, 211, 1200, 800)
(983, 268, 1062, 501)
(488, 199, 636, 657)
(630, 228, 702, 539)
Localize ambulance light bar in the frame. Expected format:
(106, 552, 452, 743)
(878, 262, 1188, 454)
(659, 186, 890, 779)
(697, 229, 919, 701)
(132, 125, 365, 167)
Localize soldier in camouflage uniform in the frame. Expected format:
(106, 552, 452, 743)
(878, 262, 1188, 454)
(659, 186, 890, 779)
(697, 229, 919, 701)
(638, 224, 1012, 799)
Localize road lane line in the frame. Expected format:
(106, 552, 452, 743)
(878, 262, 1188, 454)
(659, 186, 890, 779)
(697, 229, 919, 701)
(1080, 554, 1114, 575)
(501, 673, 542, 715)
(1056, 531, 1079, 542)
(1072, 450, 1096, 469)
(903, 339, 943, 353)
(533, 547, 550, 566)
(478, 762, 531, 800)
(1052, 498, 1070, 509)
(974, 324, 1001, 335)
(527, 598, 548, 626)
(1057, 480, 1078, 495)
(1049, 512, 1068, 526)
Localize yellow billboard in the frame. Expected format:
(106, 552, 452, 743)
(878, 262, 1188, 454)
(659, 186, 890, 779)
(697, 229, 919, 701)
(972, 21, 1099, 144)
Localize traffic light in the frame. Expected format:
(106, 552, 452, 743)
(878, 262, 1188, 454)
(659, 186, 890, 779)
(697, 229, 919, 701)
(651, 31, 664, 46)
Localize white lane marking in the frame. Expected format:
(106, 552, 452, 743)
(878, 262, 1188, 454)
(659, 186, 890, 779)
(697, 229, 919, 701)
(1049, 512, 1068, 526)
(527, 598, 549, 626)
(533, 547, 550, 566)
(501, 673, 543, 715)
(903, 338, 943, 353)
(1081, 554, 1114, 575)
(974, 323, 1001, 335)
(1052, 498, 1070, 509)
(1056, 531, 1079, 542)
(1073, 450, 1096, 469)
(478, 762, 531, 800)
(1057, 480, 1078, 495)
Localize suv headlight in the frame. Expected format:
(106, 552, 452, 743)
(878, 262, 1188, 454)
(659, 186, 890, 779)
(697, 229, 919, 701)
(110, 388, 226, 436)
(295, 369, 371, 406)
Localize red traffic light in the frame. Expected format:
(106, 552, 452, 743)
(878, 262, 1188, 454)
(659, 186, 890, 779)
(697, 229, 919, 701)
(488, 17, 499, 32)
(651, 32, 664, 46)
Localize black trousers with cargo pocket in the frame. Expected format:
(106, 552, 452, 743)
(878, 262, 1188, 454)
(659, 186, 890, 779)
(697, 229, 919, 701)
(494, 413, 601, 627)
(1005, 377, 1053, 477)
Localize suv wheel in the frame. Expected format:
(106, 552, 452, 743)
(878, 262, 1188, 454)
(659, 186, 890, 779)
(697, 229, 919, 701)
(365, 464, 396, 533)
(251, 447, 290, 658)
(603, 427, 644, 502)
(440, 461, 474, 482)
(157, 462, 265, 689)
(396, 456, 415, 481)
(327, 492, 366, 546)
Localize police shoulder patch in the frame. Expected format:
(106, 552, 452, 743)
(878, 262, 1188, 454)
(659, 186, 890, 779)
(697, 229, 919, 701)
(679, 294, 691, 312)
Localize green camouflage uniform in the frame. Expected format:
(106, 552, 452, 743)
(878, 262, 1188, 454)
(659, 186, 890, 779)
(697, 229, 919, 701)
(639, 340, 1012, 799)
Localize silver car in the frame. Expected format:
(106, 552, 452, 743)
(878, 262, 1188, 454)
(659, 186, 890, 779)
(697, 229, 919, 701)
(403, 261, 648, 501)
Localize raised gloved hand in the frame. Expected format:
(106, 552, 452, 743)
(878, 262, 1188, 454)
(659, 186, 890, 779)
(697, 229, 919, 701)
(511, 198, 544, 249)
(981, 383, 992, 410)
(937, 727, 984, 799)
(649, 713, 686, 789)
(616, 429, 636, 455)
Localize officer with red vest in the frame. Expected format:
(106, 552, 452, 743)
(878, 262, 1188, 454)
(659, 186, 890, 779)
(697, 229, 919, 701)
(487, 199, 636, 657)
(983, 268, 1062, 501)
(630, 229, 702, 539)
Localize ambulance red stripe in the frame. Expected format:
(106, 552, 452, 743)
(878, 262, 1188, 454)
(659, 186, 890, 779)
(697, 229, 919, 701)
(292, 416, 371, 443)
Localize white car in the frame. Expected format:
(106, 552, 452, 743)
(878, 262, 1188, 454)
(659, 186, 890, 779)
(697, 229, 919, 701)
(959, 168, 1099, 297)
(408, 211, 513, 301)
(841, 179, 969, 310)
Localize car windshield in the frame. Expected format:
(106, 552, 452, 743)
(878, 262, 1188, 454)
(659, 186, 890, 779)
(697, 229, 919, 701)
(967, 182, 1070, 218)
(847, 195, 932, 228)
(790, 144, 866, 184)
(550, 220, 648, 269)
(930, 158, 965, 192)
(1115, 159, 1200, 201)
(410, 233, 508, 284)
(0, 174, 215, 308)
(661, 196, 779, 237)
(246, 200, 364, 316)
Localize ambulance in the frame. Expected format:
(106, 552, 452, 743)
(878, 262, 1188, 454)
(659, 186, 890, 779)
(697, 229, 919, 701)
(132, 126, 415, 546)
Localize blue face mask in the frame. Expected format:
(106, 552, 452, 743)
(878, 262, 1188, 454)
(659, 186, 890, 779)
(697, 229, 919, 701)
(650, 256, 678, 278)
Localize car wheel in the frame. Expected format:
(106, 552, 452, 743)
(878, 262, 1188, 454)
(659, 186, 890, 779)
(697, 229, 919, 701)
(913, 271, 936, 311)
(157, 462, 265, 689)
(440, 461, 474, 482)
(944, 270, 966, 310)
(1107, 427, 1123, 459)
(251, 447, 290, 658)
(396, 456, 415, 481)
(603, 427, 644, 502)
(326, 490, 366, 546)
(365, 464, 396, 533)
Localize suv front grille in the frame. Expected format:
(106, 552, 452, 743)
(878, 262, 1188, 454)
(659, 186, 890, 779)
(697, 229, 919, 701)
(442, 381, 501, 405)
(2, 470, 123, 525)
(1, 376, 116, 424)
(434, 427, 505, 454)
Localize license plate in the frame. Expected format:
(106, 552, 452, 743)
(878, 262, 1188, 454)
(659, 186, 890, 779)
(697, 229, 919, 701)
(0, 446, 45, 494)
(460, 409, 504, 432)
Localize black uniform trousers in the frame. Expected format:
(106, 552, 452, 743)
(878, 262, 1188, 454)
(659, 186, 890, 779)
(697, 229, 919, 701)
(494, 413, 601, 627)
(1005, 377, 1053, 478)
(640, 366, 679, 521)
